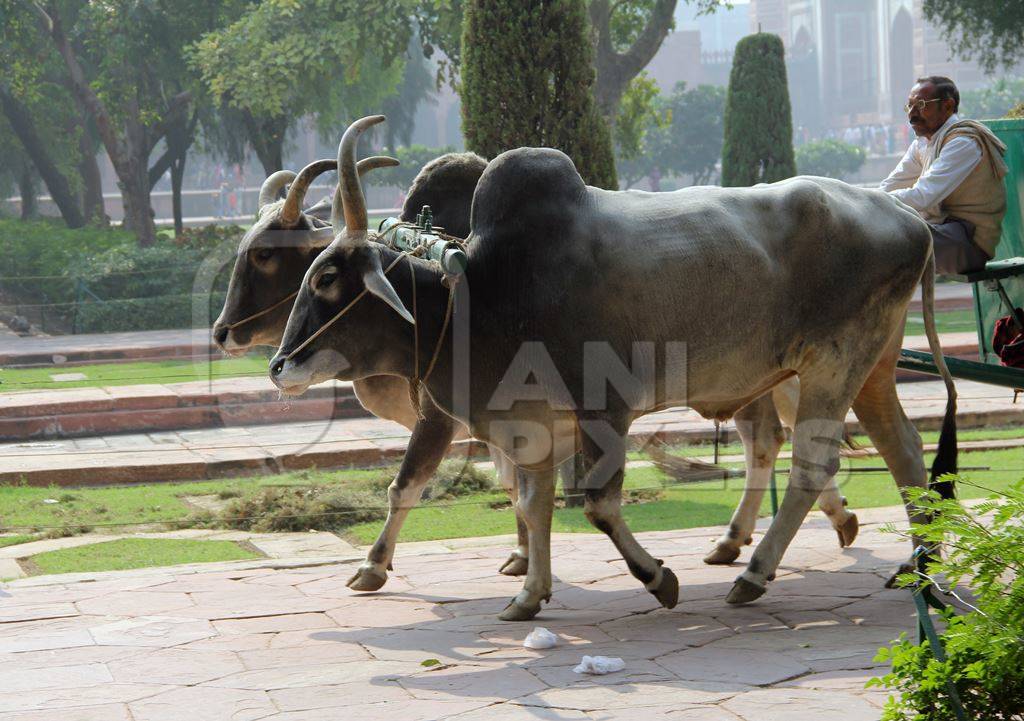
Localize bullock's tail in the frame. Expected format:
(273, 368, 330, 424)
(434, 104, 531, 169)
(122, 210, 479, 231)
(921, 249, 958, 499)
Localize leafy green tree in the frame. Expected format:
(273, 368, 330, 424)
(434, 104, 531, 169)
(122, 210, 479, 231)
(795, 139, 866, 180)
(23, 0, 229, 245)
(589, 0, 718, 122)
(0, 4, 95, 227)
(669, 83, 726, 185)
(961, 77, 1024, 120)
(616, 82, 726, 189)
(614, 73, 666, 163)
(381, 37, 437, 154)
(461, 0, 617, 189)
(922, 0, 1024, 73)
(721, 33, 796, 187)
(189, 0, 420, 176)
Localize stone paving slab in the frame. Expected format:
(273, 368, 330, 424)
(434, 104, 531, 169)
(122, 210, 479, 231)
(0, 505, 942, 719)
(2, 378, 1019, 487)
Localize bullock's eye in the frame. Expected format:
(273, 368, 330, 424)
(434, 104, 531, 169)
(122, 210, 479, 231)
(254, 248, 274, 263)
(316, 271, 337, 290)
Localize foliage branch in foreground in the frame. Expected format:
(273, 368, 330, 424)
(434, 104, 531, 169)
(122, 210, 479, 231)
(870, 479, 1024, 720)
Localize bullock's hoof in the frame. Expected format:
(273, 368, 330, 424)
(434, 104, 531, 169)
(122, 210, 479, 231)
(703, 543, 741, 565)
(498, 596, 542, 622)
(726, 576, 766, 605)
(498, 551, 529, 577)
(650, 567, 680, 609)
(836, 513, 860, 548)
(884, 561, 917, 589)
(346, 565, 388, 592)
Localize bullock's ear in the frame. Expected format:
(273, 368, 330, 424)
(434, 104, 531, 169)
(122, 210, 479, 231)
(302, 226, 336, 253)
(362, 253, 414, 325)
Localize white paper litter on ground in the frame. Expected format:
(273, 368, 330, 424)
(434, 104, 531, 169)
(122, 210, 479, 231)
(523, 627, 558, 649)
(573, 655, 626, 675)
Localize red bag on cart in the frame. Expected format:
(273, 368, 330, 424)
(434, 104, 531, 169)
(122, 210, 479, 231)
(992, 310, 1024, 368)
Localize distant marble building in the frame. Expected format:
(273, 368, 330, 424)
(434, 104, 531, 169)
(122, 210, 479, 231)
(749, 0, 1008, 131)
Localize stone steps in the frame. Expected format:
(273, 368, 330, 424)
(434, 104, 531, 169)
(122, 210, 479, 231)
(0, 377, 366, 442)
(2, 378, 1020, 487)
(0, 332, 982, 442)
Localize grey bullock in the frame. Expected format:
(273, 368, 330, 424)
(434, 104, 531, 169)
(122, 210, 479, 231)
(215, 140, 863, 592)
(211, 151, 540, 588)
(271, 116, 956, 621)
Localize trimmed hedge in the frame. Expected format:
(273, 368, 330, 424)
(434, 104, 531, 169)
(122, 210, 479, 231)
(0, 219, 238, 333)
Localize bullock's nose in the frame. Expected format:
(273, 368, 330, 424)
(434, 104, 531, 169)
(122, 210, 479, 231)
(270, 357, 286, 377)
(213, 324, 229, 349)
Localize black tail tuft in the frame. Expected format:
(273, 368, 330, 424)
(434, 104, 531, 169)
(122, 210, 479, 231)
(928, 398, 958, 499)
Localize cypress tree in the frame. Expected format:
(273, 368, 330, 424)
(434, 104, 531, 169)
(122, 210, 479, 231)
(721, 33, 797, 187)
(460, 0, 618, 189)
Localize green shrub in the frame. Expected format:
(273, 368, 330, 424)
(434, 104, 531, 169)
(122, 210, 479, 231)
(796, 139, 867, 180)
(461, 0, 618, 189)
(0, 219, 238, 332)
(72, 292, 228, 334)
(869, 479, 1024, 719)
(722, 33, 796, 187)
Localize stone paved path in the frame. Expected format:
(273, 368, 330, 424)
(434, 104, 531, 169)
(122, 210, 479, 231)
(0, 505, 937, 720)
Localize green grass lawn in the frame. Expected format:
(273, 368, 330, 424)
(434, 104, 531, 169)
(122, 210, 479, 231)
(0, 305, 973, 393)
(1, 433, 1020, 548)
(906, 307, 977, 335)
(0, 355, 272, 392)
(344, 447, 1024, 544)
(0, 535, 36, 548)
(26, 538, 260, 575)
(0, 467, 387, 531)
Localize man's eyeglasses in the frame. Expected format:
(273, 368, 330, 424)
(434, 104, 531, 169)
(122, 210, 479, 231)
(904, 98, 943, 114)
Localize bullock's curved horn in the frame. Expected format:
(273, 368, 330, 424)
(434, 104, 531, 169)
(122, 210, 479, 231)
(280, 160, 335, 227)
(279, 155, 400, 227)
(258, 170, 295, 214)
(331, 115, 386, 233)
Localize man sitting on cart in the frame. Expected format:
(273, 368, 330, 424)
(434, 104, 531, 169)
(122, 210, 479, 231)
(881, 75, 1009, 274)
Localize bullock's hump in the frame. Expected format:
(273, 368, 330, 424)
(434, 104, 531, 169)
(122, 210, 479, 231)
(470, 148, 587, 236)
(402, 152, 486, 238)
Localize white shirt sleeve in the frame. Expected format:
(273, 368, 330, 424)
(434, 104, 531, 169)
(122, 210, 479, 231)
(879, 143, 922, 192)
(889, 136, 983, 213)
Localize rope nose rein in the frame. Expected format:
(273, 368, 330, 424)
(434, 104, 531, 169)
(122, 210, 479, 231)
(278, 215, 467, 420)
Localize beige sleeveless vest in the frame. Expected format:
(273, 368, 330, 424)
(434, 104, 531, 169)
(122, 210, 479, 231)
(931, 120, 1008, 257)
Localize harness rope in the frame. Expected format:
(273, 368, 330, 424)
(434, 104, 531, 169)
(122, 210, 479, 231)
(281, 250, 413, 362)
(225, 290, 298, 331)
(281, 226, 465, 421)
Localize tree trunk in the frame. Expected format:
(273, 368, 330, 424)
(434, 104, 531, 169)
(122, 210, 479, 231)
(119, 155, 156, 247)
(589, 0, 678, 122)
(35, 3, 157, 245)
(0, 88, 85, 228)
(170, 155, 185, 235)
(18, 162, 38, 220)
(77, 125, 106, 224)
(243, 111, 287, 175)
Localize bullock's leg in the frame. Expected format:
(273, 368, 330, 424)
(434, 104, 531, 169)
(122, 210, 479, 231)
(816, 479, 860, 548)
(347, 401, 457, 591)
(851, 360, 930, 585)
(580, 425, 679, 609)
(727, 382, 855, 604)
(499, 466, 555, 621)
(705, 395, 785, 565)
(772, 380, 859, 548)
(491, 447, 530, 576)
